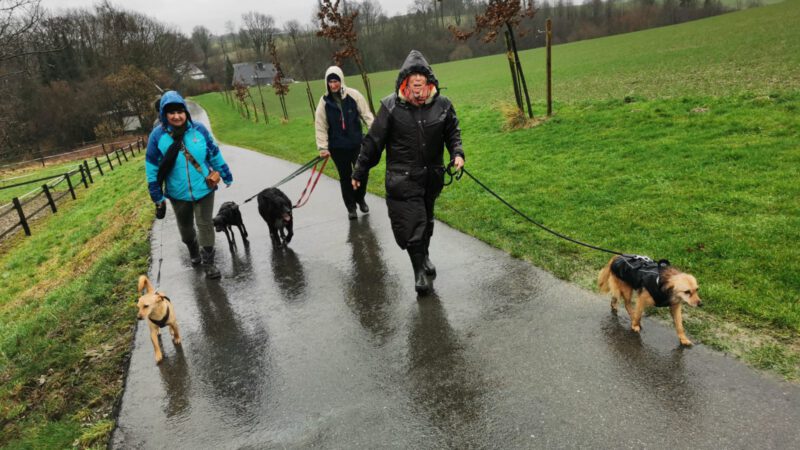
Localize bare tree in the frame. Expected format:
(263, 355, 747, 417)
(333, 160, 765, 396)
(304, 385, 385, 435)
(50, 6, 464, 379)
(450, 0, 536, 118)
(0, 0, 45, 62)
(317, 0, 376, 115)
(191, 25, 212, 73)
(286, 20, 316, 118)
(241, 11, 274, 61)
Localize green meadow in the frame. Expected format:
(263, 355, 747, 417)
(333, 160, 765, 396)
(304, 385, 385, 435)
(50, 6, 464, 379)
(195, 1, 799, 368)
(0, 1, 798, 447)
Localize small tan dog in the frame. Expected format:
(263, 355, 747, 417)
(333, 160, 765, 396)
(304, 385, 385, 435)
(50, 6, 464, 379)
(136, 275, 181, 363)
(598, 254, 702, 346)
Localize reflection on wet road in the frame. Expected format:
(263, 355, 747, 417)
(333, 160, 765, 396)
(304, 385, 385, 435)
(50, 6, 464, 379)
(112, 105, 800, 448)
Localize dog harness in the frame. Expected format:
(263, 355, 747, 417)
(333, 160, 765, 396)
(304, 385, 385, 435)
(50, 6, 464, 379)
(149, 296, 172, 328)
(610, 255, 672, 307)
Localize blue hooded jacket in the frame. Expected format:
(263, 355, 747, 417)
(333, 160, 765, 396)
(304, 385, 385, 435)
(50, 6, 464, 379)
(145, 91, 233, 203)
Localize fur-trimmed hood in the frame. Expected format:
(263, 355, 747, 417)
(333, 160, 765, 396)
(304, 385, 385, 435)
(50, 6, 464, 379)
(395, 50, 440, 94)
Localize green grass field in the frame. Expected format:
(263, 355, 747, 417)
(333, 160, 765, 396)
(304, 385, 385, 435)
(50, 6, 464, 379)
(195, 1, 799, 369)
(1, 1, 798, 447)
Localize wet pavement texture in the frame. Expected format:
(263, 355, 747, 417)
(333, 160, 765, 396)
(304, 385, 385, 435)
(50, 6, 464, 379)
(112, 104, 800, 449)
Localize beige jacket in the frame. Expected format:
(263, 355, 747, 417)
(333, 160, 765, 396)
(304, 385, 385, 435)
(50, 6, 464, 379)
(314, 66, 374, 151)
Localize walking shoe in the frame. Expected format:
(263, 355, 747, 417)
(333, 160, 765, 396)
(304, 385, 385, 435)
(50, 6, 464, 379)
(186, 240, 201, 266)
(348, 208, 358, 220)
(200, 247, 221, 279)
(357, 199, 369, 213)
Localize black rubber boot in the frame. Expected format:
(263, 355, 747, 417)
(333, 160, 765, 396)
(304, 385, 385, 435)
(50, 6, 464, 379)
(408, 248, 431, 295)
(347, 207, 357, 220)
(422, 252, 437, 278)
(357, 199, 369, 213)
(422, 236, 436, 277)
(186, 240, 201, 266)
(200, 246, 221, 279)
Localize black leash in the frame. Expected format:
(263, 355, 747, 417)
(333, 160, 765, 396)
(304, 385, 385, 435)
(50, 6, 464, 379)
(446, 164, 624, 256)
(243, 156, 323, 204)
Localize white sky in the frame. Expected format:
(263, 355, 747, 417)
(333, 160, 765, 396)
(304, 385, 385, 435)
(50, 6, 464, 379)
(39, 0, 417, 36)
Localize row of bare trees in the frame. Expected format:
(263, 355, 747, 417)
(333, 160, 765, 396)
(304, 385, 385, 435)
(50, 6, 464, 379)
(2, 0, 734, 161)
(1, 0, 200, 163)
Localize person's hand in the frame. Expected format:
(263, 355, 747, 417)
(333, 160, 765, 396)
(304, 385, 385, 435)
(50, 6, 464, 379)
(155, 201, 166, 219)
(352, 178, 361, 190)
(453, 156, 465, 171)
(319, 149, 330, 158)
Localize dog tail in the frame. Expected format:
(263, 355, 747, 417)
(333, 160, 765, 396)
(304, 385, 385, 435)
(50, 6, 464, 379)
(597, 256, 617, 293)
(138, 275, 154, 295)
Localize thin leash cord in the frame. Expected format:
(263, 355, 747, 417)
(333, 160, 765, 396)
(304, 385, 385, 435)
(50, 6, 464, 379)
(243, 156, 323, 204)
(293, 157, 328, 208)
(155, 218, 165, 288)
(451, 166, 624, 256)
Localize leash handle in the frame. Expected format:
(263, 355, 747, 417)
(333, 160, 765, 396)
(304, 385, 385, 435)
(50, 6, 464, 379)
(293, 157, 328, 208)
(444, 161, 464, 186)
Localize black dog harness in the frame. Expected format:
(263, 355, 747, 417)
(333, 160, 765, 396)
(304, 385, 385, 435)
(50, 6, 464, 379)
(149, 296, 172, 328)
(611, 255, 672, 307)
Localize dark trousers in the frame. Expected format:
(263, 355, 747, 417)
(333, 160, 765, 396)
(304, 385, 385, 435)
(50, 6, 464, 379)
(169, 192, 215, 248)
(330, 146, 367, 211)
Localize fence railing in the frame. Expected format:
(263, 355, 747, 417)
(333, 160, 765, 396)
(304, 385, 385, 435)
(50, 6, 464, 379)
(0, 138, 143, 171)
(0, 138, 146, 241)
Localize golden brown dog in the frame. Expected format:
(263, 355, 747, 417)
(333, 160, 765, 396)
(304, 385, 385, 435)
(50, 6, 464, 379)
(598, 254, 702, 346)
(136, 275, 181, 363)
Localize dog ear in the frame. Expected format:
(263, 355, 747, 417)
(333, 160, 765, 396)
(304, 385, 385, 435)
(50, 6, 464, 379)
(138, 275, 155, 295)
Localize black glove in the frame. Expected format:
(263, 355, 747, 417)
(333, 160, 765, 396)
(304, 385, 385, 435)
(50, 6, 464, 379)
(155, 202, 166, 219)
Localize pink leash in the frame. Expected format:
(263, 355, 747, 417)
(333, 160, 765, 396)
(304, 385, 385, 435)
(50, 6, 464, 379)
(293, 156, 328, 208)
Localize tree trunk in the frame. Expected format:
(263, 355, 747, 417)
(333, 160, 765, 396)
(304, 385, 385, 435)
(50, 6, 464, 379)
(506, 22, 533, 118)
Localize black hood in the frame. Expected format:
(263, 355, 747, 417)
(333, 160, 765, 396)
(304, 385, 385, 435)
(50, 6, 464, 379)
(395, 50, 439, 93)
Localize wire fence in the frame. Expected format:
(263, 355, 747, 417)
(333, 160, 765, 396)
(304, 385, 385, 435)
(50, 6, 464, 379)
(0, 138, 146, 242)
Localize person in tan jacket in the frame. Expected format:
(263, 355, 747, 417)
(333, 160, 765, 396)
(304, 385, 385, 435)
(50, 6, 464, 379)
(315, 66, 374, 219)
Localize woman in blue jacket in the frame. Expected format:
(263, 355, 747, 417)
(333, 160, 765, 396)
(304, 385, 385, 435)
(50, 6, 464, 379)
(145, 91, 233, 279)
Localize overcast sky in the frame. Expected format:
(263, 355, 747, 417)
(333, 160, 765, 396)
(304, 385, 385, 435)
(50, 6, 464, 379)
(39, 0, 417, 36)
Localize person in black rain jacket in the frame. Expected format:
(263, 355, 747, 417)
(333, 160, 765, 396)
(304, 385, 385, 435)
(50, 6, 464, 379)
(351, 50, 465, 295)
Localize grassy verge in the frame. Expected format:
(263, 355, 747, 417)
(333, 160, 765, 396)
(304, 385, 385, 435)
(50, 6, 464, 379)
(0, 157, 151, 448)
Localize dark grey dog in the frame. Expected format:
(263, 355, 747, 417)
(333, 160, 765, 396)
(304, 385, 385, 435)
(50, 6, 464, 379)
(256, 188, 293, 247)
(213, 201, 248, 248)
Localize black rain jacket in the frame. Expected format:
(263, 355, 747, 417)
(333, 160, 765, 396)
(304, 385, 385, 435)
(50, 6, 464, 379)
(352, 50, 465, 201)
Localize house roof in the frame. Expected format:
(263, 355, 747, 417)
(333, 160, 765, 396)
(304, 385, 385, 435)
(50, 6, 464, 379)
(233, 62, 277, 84)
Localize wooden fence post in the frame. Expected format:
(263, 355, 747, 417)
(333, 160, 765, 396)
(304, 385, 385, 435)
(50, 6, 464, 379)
(116, 149, 123, 165)
(119, 148, 128, 162)
(79, 165, 89, 188)
(12, 197, 31, 236)
(106, 151, 114, 170)
(84, 160, 94, 183)
(94, 157, 104, 176)
(42, 184, 57, 213)
(546, 18, 553, 117)
(129, 143, 134, 158)
(65, 173, 76, 200)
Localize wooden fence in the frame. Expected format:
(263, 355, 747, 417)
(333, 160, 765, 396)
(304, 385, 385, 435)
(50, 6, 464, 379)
(0, 138, 145, 241)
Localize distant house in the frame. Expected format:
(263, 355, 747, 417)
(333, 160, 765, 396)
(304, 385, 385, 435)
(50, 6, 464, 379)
(177, 63, 207, 81)
(233, 61, 277, 86)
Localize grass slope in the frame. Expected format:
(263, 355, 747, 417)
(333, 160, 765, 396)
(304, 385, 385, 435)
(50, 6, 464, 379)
(195, 2, 800, 375)
(0, 157, 151, 448)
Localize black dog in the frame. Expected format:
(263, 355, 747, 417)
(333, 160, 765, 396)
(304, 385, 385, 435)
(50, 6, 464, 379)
(256, 187, 293, 247)
(213, 201, 248, 248)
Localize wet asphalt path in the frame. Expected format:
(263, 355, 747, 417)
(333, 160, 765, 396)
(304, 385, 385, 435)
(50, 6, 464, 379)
(112, 104, 800, 448)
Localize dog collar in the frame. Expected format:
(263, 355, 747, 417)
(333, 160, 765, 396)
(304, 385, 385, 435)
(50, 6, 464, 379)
(149, 296, 171, 328)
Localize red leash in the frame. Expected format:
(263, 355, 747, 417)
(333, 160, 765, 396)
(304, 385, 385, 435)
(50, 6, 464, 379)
(293, 156, 328, 208)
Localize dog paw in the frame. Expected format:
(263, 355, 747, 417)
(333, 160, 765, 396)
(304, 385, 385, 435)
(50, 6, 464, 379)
(173, 338, 182, 345)
(631, 325, 641, 333)
(680, 339, 693, 347)
(155, 354, 163, 364)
